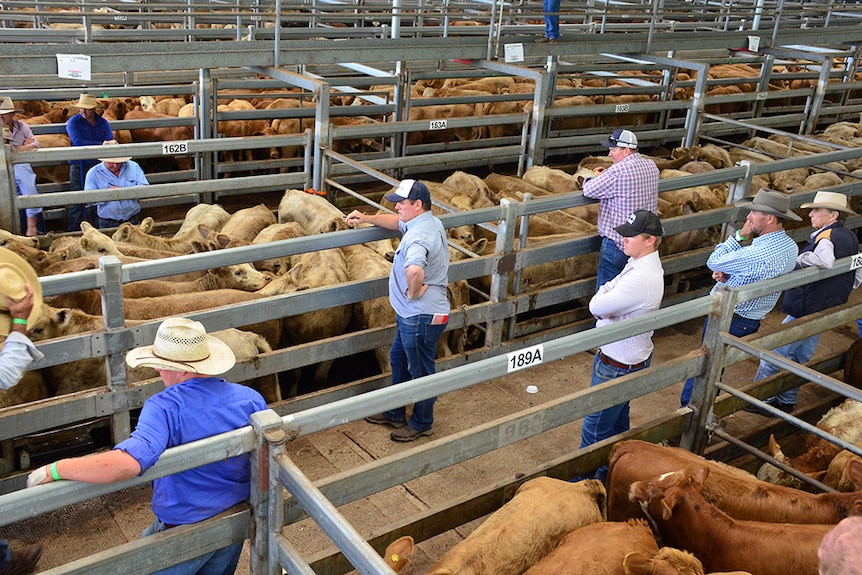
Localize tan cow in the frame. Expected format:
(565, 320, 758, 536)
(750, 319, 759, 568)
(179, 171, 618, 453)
(251, 222, 307, 275)
(278, 189, 348, 235)
(122, 264, 273, 298)
(174, 204, 232, 238)
(112, 222, 219, 254)
(220, 204, 278, 244)
(622, 547, 708, 575)
(524, 519, 659, 575)
(425, 476, 606, 575)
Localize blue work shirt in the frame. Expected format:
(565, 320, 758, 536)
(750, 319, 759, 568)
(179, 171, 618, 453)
(66, 113, 113, 170)
(114, 377, 268, 526)
(389, 210, 450, 317)
(84, 160, 147, 221)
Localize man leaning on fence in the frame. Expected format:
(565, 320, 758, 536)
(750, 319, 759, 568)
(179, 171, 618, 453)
(679, 188, 800, 407)
(745, 191, 860, 416)
(27, 317, 268, 575)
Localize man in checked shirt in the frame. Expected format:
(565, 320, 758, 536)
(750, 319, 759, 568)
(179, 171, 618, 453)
(679, 188, 801, 407)
(582, 128, 659, 291)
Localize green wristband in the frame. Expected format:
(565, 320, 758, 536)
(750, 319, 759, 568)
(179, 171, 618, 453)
(734, 230, 747, 242)
(50, 462, 61, 481)
(12, 318, 28, 325)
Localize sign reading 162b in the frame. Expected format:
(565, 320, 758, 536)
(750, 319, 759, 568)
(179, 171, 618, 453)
(507, 344, 544, 373)
(162, 141, 189, 155)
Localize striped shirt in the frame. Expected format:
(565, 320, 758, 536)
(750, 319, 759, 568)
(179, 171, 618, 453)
(582, 152, 659, 250)
(707, 229, 799, 320)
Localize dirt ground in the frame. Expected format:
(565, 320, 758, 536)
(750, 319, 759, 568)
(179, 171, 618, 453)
(2, 285, 859, 573)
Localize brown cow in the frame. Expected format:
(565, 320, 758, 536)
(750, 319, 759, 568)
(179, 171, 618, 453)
(426, 476, 606, 575)
(220, 204, 278, 244)
(629, 467, 831, 575)
(608, 439, 862, 524)
(121, 264, 273, 298)
(524, 519, 659, 575)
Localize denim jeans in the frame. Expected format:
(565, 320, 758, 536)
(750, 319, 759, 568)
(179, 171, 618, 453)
(596, 237, 629, 292)
(0, 539, 10, 571)
(385, 313, 447, 432)
(67, 162, 89, 232)
(754, 315, 819, 406)
(543, 0, 561, 39)
(579, 353, 650, 483)
(142, 518, 243, 575)
(679, 314, 761, 407)
(99, 214, 139, 230)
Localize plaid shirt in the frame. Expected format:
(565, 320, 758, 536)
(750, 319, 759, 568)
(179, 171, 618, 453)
(707, 229, 799, 319)
(582, 152, 659, 249)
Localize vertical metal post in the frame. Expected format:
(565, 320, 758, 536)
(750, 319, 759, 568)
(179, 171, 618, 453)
(100, 256, 131, 444)
(274, 0, 281, 67)
(802, 57, 833, 135)
(249, 409, 284, 575)
(391, 0, 400, 38)
(313, 82, 331, 193)
(681, 287, 736, 453)
(525, 62, 552, 169)
(684, 61, 709, 148)
(0, 144, 16, 234)
(485, 199, 518, 348)
(199, 69, 214, 185)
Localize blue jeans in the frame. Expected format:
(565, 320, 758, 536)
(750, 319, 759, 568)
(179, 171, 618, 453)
(543, 0, 561, 39)
(142, 519, 243, 575)
(596, 237, 628, 292)
(0, 539, 10, 571)
(67, 162, 90, 231)
(385, 314, 447, 432)
(579, 353, 650, 483)
(679, 314, 761, 406)
(754, 315, 819, 406)
(99, 214, 139, 229)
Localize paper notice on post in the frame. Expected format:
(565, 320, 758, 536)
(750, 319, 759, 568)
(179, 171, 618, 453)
(504, 43, 524, 63)
(747, 36, 761, 52)
(57, 54, 92, 81)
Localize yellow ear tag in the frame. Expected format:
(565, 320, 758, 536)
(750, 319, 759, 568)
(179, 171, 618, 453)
(391, 554, 400, 562)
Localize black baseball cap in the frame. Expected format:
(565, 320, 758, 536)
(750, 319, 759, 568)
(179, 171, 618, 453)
(615, 210, 664, 237)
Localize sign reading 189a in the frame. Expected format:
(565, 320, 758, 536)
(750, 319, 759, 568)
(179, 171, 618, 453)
(162, 141, 189, 155)
(507, 344, 544, 373)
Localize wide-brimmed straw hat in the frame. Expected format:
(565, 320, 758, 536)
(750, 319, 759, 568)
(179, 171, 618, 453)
(74, 93, 102, 110)
(0, 247, 43, 336)
(0, 97, 23, 115)
(126, 318, 236, 375)
(97, 139, 132, 163)
(734, 188, 803, 221)
(800, 191, 858, 215)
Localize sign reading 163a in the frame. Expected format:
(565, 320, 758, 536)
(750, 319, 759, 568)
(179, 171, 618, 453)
(429, 119, 448, 130)
(507, 344, 544, 373)
(162, 141, 189, 155)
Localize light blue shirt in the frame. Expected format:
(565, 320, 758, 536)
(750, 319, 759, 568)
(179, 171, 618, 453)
(389, 210, 450, 317)
(84, 160, 147, 221)
(707, 229, 799, 320)
(0, 331, 44, 391)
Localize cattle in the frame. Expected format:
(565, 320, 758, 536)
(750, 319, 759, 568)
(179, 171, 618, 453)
(46, 223, 124, 261)
(341, 242, 395, 374)
(523, 519, 659, 575)
(547, 96, 598, 131)
(174, 204, 232, 238)
(123, 107, 194, 170)
(824, 451, 862, 492)
(251, 221, 306, 275)
(278, 189, 348, 235)
(629, 467, 832, 575)
(425, 476, 606, 575)
(31, 133, 71, 185)
(608, 439, 862, 524)
(406, 101, 479, 145)
(758, 399, 862, 488)
(522, 165, 579, 194)
(220, 204, 278, 243)
(0, 229, 39, 249)
(121, 264, 273, 298)
(0, 370, 50, 409)
(622, 547, 708, 575)
(112, 222, 219, 253)
(442, 171, 497, 209)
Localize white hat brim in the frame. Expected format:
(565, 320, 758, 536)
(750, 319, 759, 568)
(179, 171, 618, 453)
(126, 334, 236, 375)
(0, 248, 43, 336)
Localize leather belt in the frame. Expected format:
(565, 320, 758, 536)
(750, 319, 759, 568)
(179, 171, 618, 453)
(599, 351, 647, 371)
(163, 523, 178, 530)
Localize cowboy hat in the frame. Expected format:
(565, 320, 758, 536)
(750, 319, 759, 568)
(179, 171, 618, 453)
(126, 317, 236, 376)
(0, 247, 43, 336)
(800, 190, 858, 215)
(74, 93, 103, 110)
(0, 97, 23, 115)
(734, 188, 803, 221)
(97, 139, 132, 163)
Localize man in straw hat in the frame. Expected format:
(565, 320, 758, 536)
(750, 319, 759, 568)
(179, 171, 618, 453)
(0, 247, 43, 574)
(1, 97, 44, 237)
(65, 93, 113, 231)
(680, 188, 801, 407)
(27, 317, 268, 575)
(85, 139, 147, 229)
(745, 191, 860, 416)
